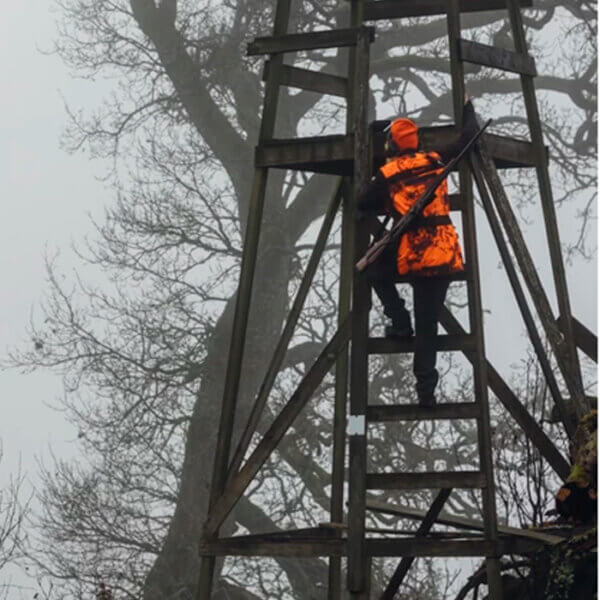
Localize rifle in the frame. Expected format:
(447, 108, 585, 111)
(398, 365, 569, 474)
(355, 118, 492, 272)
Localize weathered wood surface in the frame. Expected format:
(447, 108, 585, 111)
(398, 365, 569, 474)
(507, 0, 586, 419)
(247, 27, 375, 56)
(367, 499, 564, 545)
(381, 489, 452, 599)
(197, 1, 293, 596)
(367, 334, 476, 354)
(439, 307, 571, 480)
(366, 471, 485, 490)
(347, 24, 371, 595)
(362, 0, 532, 20)
(459, 39, 536, 76)
(475, 139, 588, 424)
(367, 402, 479, 422)
(256, 129, 544, 174)
(198, 534, 542, 557)
(470, 152, 574, 437)
(263, 62, 348, 97)
(226, 180, 343, 481)
(204, 317, 352, 536)
(557, 315, 597, 363)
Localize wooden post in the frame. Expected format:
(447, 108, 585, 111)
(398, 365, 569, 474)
(469, 153, 576, 438)
(474, 138, 588, 425)
(196, 1, 292, 597)
(347, 19, 371, 596)
(447, 2, 503, 598)
(506, 0, 586, 418)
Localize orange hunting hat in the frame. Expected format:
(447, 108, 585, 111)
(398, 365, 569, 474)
(389, 118, 418, 151)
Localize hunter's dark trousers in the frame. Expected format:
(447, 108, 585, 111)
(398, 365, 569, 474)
(368, 245, 450, 399)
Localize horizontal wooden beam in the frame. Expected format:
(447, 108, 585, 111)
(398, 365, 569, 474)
(248, 27, 375, 56)
(367, 402, 479, 422)
(458, 39, 537, 76)
(256, 128, 543, 175)
(367, 334, 476, 354)
(362, 0, 532, 20)
(263, 62, 348, 97)
(366, 471, 485, 490)
(199, 534, 542, 557)
(366, 498, 564, 545)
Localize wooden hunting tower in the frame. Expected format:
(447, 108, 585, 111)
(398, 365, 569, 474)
(196, 0, 595, 598)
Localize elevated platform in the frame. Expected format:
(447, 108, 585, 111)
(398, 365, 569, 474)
(256, 126, 543, 175)
(362, 0, 532, 20)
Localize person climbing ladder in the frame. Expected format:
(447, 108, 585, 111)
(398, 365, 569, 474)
(357, 102, 478, 406)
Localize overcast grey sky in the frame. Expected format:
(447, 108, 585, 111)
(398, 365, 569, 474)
(0, 5, 109, 589)
(0, 0, 597, 593)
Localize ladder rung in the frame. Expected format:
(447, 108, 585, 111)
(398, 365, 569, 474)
(362, 0, 532, 20)
(367, 402, 479, 422)
(264, 63, 348, 97)
(247, 27, 375, 56)
(367, 334, 476, 354)
(458, 39, 537, 76)
(366, 471, 485, 490)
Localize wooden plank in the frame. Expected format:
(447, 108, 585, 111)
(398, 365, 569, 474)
(439, 307, 571, 480)
(247, 27, 375, 56)
(367, 334, 476, 354)
(367, 402, 479, 422)
(458, 39, 537, 76)
(382, 489, 452, 599)
(226, 181, 343, 481)
(204, 317, 353, 536)
(475, 138, 588, 425)
(256, 129, 543, 175)
(366, 471, 485, 490)
(256, 134, 353, 175)
(367, 537, 541, 557)
(198, 534, 541, 558)
(347, 25, 371, 595)
(197, 1, 293, 596)
(557, 315, 597, 363)
(366, 499, 564, 545)
(469, 152, 575, 437)
(264, 62, 348, 97)
(199, 537, 346, 557)
(507, 0, 586, 419)
(362, 0, 532, 20)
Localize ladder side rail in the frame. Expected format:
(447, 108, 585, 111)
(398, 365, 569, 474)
(347, 19, 372, 598)
(329, 179, 354, 598)
(468, 153, 576, 437)
(447, 2, 504, 597)
(505, 0, 587, 419)
(196, 2, 293, 595)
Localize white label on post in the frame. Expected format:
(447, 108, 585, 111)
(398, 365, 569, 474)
(347, 414, 366, 436)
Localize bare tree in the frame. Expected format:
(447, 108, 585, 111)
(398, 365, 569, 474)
(5, 0, 596, 598)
